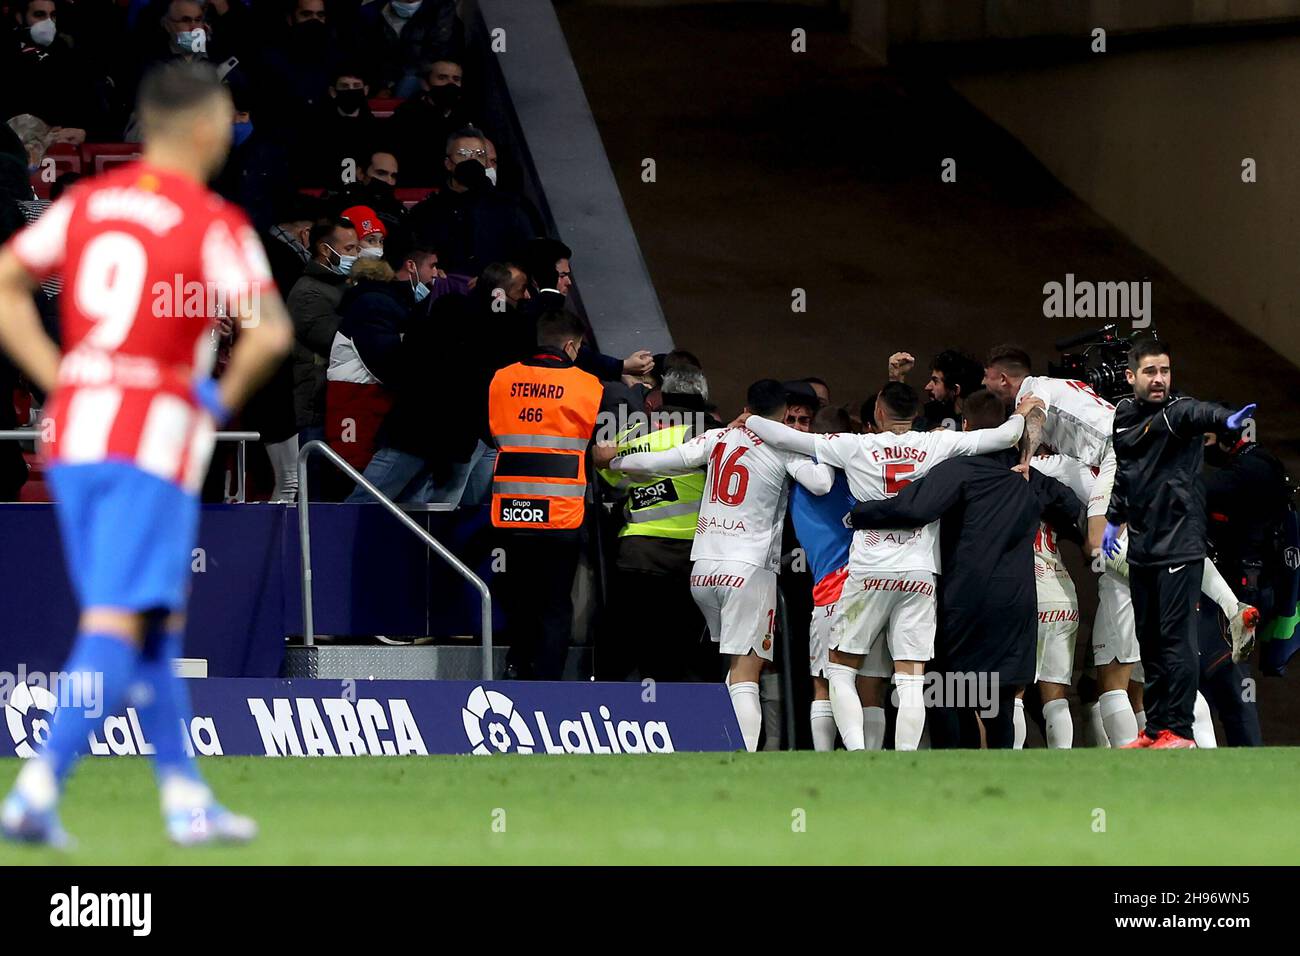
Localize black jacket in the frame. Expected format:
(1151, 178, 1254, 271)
(406, 185, 540, 277)
(852, 448, 1082, 685)
(1107, 394, 1232, 567)
(1205, 442, 1291, 594)
(335, 278, 416, 386)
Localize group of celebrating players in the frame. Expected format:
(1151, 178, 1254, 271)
(597, 342, 1259, 754)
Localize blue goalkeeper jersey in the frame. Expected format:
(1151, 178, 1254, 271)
(790, 470, 855, 585)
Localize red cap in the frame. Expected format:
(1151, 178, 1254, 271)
(341, 205, 386, 239)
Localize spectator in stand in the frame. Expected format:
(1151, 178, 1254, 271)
(289, 216, 357, 449)
(293, 63, 383, 188)
(518, 237, 572, 312)
(212, 80, 292, 231)
(255, 0, 341, 122)
(262, 192, 318, 295)
(329, 149, 406, 228)
(483, 135, 498, 185)
(406, 128, 541, 277)
(348, 238, 478, 504)
(357, 0, 461, 98)
(342, 204, 386, 260)
(1, 1, 109, 141)
(325, 255, 416, 476)
(388, 56, 467, 185)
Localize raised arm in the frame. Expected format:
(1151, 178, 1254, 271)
(939, 405, 1030, 457)
(740, 414, 819, 457)
(605, 431, 713, 479)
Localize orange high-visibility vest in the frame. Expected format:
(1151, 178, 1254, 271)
(488, 357, 602, 530)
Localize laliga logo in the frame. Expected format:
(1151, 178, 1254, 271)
(5, 682, 56, 758)
(462, 686, 535, 755)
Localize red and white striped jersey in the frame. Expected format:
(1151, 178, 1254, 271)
(6, 162, 272, 492)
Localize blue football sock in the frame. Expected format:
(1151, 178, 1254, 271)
(134, 627, 203, 785)
(43, 631, 139, 785)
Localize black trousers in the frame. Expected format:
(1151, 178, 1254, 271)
(599, 567, 712, 681)
(497, 531, 581, 680)
(1131, 562, 1200, 739)
(928, 683, 1020, 749)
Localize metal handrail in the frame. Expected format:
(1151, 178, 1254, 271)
(295, 440, 493, 679)
(0, 428, 261, 503)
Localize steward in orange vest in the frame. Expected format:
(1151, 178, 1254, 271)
(488, 316, 602, 531)
(487, 310, 604, 680)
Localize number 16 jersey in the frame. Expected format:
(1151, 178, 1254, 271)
(671, 425, 832, 572)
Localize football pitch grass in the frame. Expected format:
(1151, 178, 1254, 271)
(2, 749, 1297, 865)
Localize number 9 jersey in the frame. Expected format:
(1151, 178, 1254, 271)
(5, 163, 274, 492)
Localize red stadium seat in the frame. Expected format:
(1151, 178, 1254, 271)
(80, 142, 143, 175)
(368, 97, 403, 119)
(395, 187, 435, 209)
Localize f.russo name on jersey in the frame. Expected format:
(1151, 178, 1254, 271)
(869, 444, 929, 465)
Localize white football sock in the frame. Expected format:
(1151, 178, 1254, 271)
(1043, 698, 1073, 749)
(1192, 691, 1217, 748)
(727, 681, 761, 752)
(862, 705, 886, 751)
(893, 674, 926, 751)
(1201, 558, 1239, 618)
(1134, 709, 1147, 734)
(759, 671, 782, 751)
(1084, 701, 1110, 748)
(1099, 689, 1139, 747)
(13, 759, 58, 811)
(826, 663, 864, 750)
(161, 774, 213, 815)
(810, 699, 836, 752)
(1012, 698, 1026, 749)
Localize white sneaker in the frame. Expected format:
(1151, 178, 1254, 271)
(1226, 602, 1260, 663)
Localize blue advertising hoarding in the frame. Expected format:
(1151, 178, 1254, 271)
(1, 678, 743, 758)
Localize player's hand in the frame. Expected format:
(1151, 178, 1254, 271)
(888, 351, 915, 381)
(1014, 395, 1045, 418)
(1011, 462, 1031, 481)
(592, 442, 618, 468)
(1101, 521, 1122, 559)
(622, 350, 654, 375)
(1225, 402, 1256, 431)
(729, 411, 752, 428)
(193, 377, 232, 427)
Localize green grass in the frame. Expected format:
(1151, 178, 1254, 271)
(1, 750, 1297, 865)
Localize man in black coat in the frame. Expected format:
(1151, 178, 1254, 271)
(1102, 335, 1257, 748)
(851, 390, 1084, 748)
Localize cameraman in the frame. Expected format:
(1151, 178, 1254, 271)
(1102, 336, 1256, 749)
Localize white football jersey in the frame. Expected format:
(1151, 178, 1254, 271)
(1029, 453, 1095, 605)
(1016, 375, 1115, 466)
(617, 425, 832, 572)
(814, 418, 1022, 575)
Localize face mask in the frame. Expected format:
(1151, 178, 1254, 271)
(29, 19, 56, 47)
(325, 244, 357, 275)
(358, 246, 384, 259)
(391, 0, 423, 18)
(428, 83, 461, 111)
(452, 159, 488, 190)
(411, 278, 430, 303)
(335, 88, 366, 114)
(231, 120, 254, 148)
(484, 166, 497, 186)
